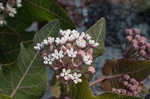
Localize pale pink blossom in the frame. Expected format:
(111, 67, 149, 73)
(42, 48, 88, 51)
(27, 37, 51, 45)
(88, 66, 95, 74)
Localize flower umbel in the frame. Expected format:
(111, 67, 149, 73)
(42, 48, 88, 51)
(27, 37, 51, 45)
(34, 29, 99, 84)
(124, 28, 150, 60)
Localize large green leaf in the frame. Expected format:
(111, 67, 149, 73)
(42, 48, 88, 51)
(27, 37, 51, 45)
(70, 78, 141, 99)
(101, 59, 150, 91)
(0, 19, 62, 99)
(86, 18, 106, 57)
(23, 0, 75, 29)
(0, 43, 47, 99)
(0, 0, 75, 63)
(33, 19, 60, 44)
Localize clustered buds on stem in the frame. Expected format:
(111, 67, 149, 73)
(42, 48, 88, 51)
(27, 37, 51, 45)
(34, 29, 99, 84)
(112, 74, 143, 96)
(124, 28, 150, 60)
(0, 0, 22, 26)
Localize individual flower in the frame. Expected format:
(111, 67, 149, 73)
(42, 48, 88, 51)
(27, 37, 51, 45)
(66, 48, 77, 58)
(76, 38, 87, 48)
(88, 66, 95, 74)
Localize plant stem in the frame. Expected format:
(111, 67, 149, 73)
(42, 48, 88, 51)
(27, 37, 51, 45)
(89, 74, 122, 87)
(10, 52, 39, 98)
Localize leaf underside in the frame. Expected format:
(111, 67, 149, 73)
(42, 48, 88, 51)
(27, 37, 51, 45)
(101, 59, 150, 91)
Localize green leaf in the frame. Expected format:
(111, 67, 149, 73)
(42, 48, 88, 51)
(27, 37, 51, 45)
(70, 78, 141, 99)
(101, 58, 150, 91)
(0, 43, 47, 99)
(0, 28, 35, 63)
(0, 19, 62, 98)
(0, 0, 75, 63)
(86, 18, 106, 57)
(0, 93, 12, 99)
(23, 0, 75, 29)
(33, 19, 60, 44)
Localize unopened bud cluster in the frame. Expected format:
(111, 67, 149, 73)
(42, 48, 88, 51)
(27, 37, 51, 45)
(112, 74, 143, 96)
(34, 29, 99, 84)
(124, 28, 150, 60)
(0, 0, 22, 26)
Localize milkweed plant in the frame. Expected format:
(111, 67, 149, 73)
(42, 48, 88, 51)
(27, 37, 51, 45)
(33, 23, 150, 99)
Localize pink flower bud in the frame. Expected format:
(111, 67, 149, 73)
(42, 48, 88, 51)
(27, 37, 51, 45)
(126, 29, 133, 35)
(130, 85, 137, 91)
(130, 78, 137, 83)
(56, 75, 60, 79)
(126, 36, 132, 41)
(123, 74, 130, 80)
(146, 43, 150, 48)
(133, 43, 139, 49)
(140, 36, 146, 44)
(133, 91, 138, 96)
(121, 89, 126, 95)
(116, 89, 121, 94)
(112, 88, 117, 92)
(77, 50, 85, 57)
(137, 87, 142, 92)
(134, 28, 140, 34)
(135, 34, 141, 40)
(140, 50, 146, 56)
(87, 48, 93, 55)
(127, 84, 132, 88)
(132, 39, 138, 45)
(140, 45, 146, 50)
(146, 43, 150, 52)
(123, 81, 128, 86)
(88, 66, 95, 74)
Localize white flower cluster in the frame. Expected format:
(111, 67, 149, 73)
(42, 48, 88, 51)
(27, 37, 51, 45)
(43, 55, 54, 65)
(34, 37, 54, 50)
(43, 49, 64, 65)
(34, 29, 100, 84)
(0, 0, 22, 26)
(89, 39, 99, 47)
(60, 68, 82, 84)
(66, 48, 77, 58)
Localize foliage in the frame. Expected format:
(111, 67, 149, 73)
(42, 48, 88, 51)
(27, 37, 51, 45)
(86, 18, 106, 58)
(0, 0, 75, 64)
(101, 59, 150, 91)
(70, 78, 141, 99)
(0, 19, 62, 99)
